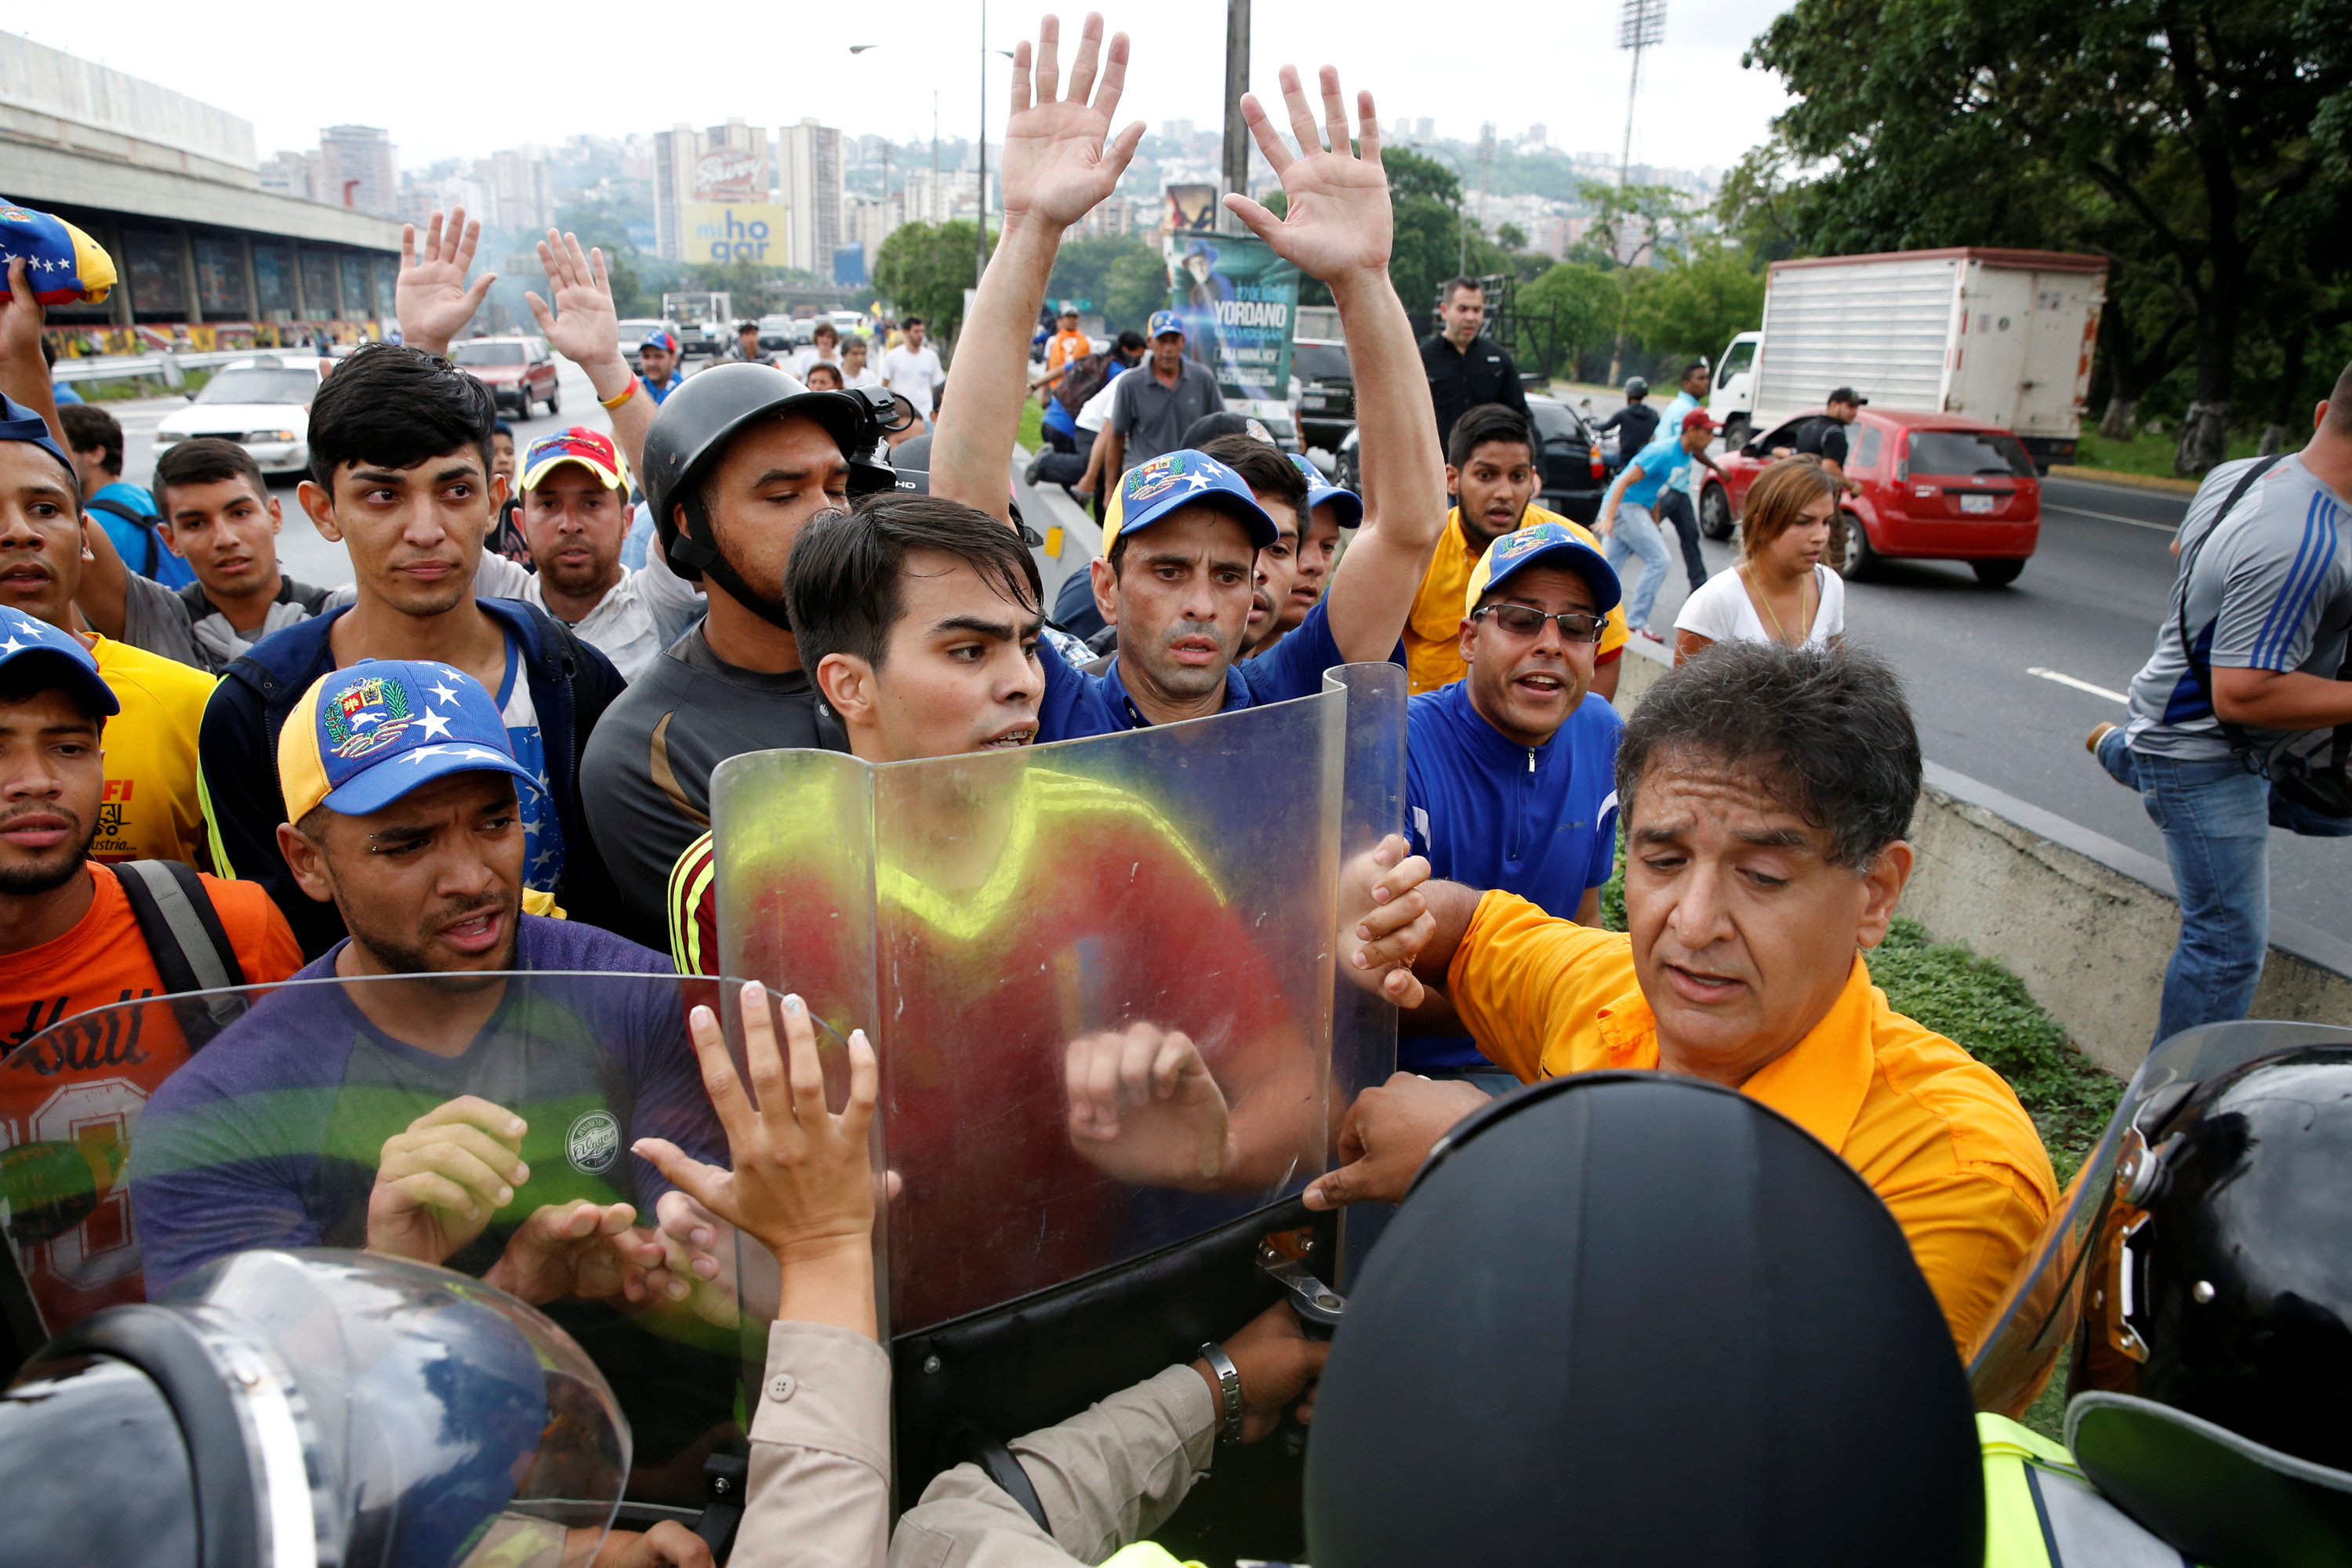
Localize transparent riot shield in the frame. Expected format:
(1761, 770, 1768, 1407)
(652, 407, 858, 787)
(0, 971, 825, 1510)
(1966, 1019, 2352, 1417)
(710, 665, 1403, 1523)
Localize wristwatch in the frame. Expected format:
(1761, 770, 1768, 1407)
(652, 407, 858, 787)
(1199, 1341, 1245, 1444)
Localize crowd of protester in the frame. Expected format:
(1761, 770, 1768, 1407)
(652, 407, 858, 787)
(0, 10, 2346, 1562)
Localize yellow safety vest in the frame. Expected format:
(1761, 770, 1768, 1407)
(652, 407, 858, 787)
(1978, 1413, 2195, 1566)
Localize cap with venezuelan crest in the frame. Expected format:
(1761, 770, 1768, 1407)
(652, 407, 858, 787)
(1102, 449, 1279, 558)
(0, 200, 115, 306)
(278, 660, 540, 822)
(1465, 519, 1622, 617)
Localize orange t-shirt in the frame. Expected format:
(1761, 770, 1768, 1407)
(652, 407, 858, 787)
(0, 864, 299, 1331)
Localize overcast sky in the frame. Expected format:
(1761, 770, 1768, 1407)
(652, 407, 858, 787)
(31, 0, 1795, 176)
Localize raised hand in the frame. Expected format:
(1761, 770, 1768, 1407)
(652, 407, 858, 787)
(1064, 1022, 1234, 1188)
(526, 230, 622, 379)
(998, 13, 1148, 234)
(1338, 833, 1436, 1007)
(1223, 66, 1392, 288)
(396, 208, 495, 358)
(366, 1094, 530, 1265)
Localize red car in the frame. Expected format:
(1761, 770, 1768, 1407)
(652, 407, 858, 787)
(1697, 407, 2040, 585)
(452, 336, 561, 417)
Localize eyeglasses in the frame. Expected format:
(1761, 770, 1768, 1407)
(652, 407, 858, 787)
(1472, 604, 1606, 643)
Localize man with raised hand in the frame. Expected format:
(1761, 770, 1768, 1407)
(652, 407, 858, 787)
(930, 49, 1448, 736)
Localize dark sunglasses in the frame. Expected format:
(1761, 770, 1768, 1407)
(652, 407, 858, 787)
(1472, 604, 1606, 643)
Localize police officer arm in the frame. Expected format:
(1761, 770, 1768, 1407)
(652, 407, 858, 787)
(526, 228, 655, 478)
(927, 16, 1146, 521)
(394, 209, 495, 361)
(1225, 67, 1449, 663)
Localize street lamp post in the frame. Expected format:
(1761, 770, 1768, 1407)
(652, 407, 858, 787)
(1608, 0, 1667, 383)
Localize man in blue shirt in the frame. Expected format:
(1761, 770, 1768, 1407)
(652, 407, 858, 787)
(1597, 408, 1717, 641)
(1403, 521, 1626, 1087)
(1655, 360, 1728, 593)
(60, 402, 190, 588)
(637, 328, 684, 405)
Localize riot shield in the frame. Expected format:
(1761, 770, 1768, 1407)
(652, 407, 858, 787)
(1966, 1020, 2352, 1417)
(0, 970, 829, 1510)
(709, 663, 1403, 1525)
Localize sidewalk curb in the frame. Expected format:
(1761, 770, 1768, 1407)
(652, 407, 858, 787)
(2046, 464, 2201, 496)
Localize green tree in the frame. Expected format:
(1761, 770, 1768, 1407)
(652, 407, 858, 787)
(1745, 0, 2352, 471)
(1045, 235, 1160, 328)
(1517, 263, 1622, 378)
(1622, 241, 1766, 363)
(1104, 245, 1169, 333)
(551, 206, 649, 315)
(873, 220, 996, 347)
(680, 258, 788, 318)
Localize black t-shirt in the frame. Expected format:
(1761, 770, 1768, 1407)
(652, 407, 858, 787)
(1421, 332, 1529, 449)
(1791, 415, 1850, 467)
(579, 625, 848, 947)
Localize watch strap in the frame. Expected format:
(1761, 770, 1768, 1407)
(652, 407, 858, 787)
(1199, 1341, 1244, 1444)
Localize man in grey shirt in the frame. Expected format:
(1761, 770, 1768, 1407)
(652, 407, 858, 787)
(2093, 363, 2352, 1044)
(1098, 310, 1225, 483)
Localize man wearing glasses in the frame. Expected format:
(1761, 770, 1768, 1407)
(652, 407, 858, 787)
(1400, 522, 1626, 1091)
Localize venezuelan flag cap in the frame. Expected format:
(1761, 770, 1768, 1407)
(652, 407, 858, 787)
(0, 199, 115, 307)
(278, 660, 539, 822)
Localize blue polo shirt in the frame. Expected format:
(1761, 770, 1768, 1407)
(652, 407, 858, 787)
(641, 372, 683, 405)
(1613, 432, 1693, 510)
(1038, 597, 1349, 739)
(1403, 679, 1624, 1072)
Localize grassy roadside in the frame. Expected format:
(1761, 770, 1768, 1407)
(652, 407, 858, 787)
(1017, 398, 1044, 456)
(2071, 430, 2263, 482)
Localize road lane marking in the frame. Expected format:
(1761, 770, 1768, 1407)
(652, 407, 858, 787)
(2045, 502, 2178, 532)
(2029, 666, 2129, 702)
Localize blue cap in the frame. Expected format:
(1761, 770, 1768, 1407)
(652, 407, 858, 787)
(1291, 453, 1363, 531)
(1108, 449, 1278, 553)
(641, 328, 679, 354)
(1465, 520, 1623, 617)
(0, 610, 116, 717)
(279, 660, 541, 821)
(1147, 310, 1185, 340)
(0, 393, 77, 485)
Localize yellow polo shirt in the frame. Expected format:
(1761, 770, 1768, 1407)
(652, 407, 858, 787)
(1403, 505, 1627, 694)
(1447, 891, 2057, 1352)
(90, 635, 214, 870)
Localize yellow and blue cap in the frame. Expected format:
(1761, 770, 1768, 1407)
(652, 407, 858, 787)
(1465, 520, 1622, 618)
(0, 610, 116, 718)
(1102, 448, 1278, 558)
(1146, 310, 1185, 339)
(0, 199, 114, 306)
(1290, 453, 1363, 531)
(278, 660, 540, 822)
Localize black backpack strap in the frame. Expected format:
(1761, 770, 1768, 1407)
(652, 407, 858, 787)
(85, 495, 160, 578)
(113, 861, 249, 1050)
(2172, 455, 2289, 755)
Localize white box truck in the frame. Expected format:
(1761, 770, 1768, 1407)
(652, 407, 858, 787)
(1707, 248, 2106, 472)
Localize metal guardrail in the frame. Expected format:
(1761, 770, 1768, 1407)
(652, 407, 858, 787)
(51, 348, 328, 385)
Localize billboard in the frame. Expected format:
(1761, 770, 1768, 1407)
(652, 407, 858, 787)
(693, 144, 767, 202)
(683, 202, 789, 264)
(1163, 230, 1298, 405)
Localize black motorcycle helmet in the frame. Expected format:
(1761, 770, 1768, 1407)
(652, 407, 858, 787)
(1305, 1072, 1982, 1567)
(641, 364, 893, 624)
(2067, 1043, 2352, 1563)
(1624, 376, 1649, 399)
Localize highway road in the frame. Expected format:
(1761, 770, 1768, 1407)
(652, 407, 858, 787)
(106, 365, 2347, 944)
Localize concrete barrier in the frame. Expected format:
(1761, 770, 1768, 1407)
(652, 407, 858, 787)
(1612, 638, 2352, 1076)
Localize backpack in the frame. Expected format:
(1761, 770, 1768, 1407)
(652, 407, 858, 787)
(1054, 352, 1118, 417)
(85, 495, 169, 579)
(111, 859, 252, 1050)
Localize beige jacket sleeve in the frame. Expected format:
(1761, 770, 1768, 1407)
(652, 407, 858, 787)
(728, 1320, 895, 1568)
(887, 1364, 1218, 1567)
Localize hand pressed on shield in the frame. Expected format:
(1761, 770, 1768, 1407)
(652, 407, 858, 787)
(1338, 833, 1437, 1008)
(1192, 1299, 1330, 1443)
(1064, 1022, 1235, 1189)
(366, 1094, 530, 1265)
(996, 13, 1149, 236)
(1301, 1072, 1493, 1210)
(485, 1198, 682, 1308)
(1221, 66, 1392, 289)
(396, 207, 495, 360)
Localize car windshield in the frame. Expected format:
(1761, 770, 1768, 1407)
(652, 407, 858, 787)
(193, 368, 317, 406)
(1527, 401, 1584, 445)
(1910, 430, 2035, 477)
(454, 342, 526, 366)
(1292, 344, 1351, 381)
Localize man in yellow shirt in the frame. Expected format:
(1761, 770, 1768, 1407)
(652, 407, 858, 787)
(1406, 403, 1624, 701)
(1316, 639, 2056, 1352)
(0, 393, 212, 869)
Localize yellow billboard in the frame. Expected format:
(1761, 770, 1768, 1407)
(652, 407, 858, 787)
(682, 203, 789, 265)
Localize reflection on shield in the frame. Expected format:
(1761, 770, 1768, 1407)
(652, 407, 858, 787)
(711, 663, 1403, 1528)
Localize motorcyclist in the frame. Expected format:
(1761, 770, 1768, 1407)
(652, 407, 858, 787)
(1593, 376, 1658, 470)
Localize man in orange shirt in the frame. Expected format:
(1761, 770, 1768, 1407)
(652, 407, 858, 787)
(1317, 640, 2056, 1352)
(1044, 302, 1091, 378)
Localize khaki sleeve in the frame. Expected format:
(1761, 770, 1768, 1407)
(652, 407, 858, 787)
(1445, 891, 1628, 1082)
(732, 1322, 892, 1568)
(890, 1365, 1216, 1568)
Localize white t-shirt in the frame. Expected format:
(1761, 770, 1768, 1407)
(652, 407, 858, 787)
(842, 364, 884, 390)
(882, 343, 945, 416)
(1076, 368, 1127, 434)
(788, 347, 842, 380)
(475, 551, 706, 684)
(1675, 563, 1845, 651)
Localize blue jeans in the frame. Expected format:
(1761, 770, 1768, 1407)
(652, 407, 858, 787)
(2097, 730, 2352, 1046)
(1605, 502, 1672, 633)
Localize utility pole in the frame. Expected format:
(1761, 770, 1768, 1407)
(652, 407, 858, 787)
(1608, 0, 1665, 384)
(1220, 0, 1250, 230)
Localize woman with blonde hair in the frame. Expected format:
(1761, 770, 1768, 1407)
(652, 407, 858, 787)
(1674, 456, 1848, 664)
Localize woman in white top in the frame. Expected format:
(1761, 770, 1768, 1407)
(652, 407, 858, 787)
(1675, 455, 1847, 665)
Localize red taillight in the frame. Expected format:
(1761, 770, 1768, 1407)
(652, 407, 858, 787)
(1893, 429, 1911, 485)
(1589, 445, 1605, 479)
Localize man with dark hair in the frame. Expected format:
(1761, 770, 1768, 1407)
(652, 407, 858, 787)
(2092, 361, 2352, 1046)
(787, 319, 842, 381)
(75, 437, 335, 672)
(61, 402, 187, 589)
(724, 320, 777, 368)
(1317, 641, 2058, 1350)
(198, 342, 628, 959)
(1654, 358, 1726, 590)
(881, 316, 942, 419)
(1597, 407, 1719, 642)
(1404, 402, 1626, 696)
(1196, 432, 1308, 657)
(1421, 276, 1528, 450)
